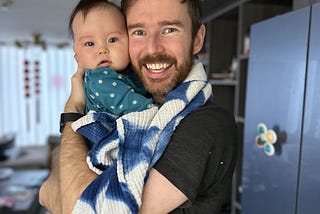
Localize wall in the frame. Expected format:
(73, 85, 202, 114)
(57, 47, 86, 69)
(0, 46, 76, 146)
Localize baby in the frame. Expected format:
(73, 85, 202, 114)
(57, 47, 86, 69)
(68, 0, 154, 172)
(69, 0, 152, 116)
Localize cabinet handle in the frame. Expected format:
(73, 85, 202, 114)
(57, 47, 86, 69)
(256, 123, 277, 156)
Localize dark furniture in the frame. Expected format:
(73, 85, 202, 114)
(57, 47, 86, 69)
(0, 133, 15, 161)
(0, 169, 48, 214)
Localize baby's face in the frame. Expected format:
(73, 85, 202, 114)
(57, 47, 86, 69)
(73, 6, 129, 71)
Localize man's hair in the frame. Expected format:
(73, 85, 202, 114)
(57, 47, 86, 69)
(121, 0, 202, 38)
(68, 0, 122, 40)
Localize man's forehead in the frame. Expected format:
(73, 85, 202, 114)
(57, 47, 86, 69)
(125, 0, 189, 25)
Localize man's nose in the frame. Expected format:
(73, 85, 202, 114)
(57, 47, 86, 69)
(146, 34, 165, 54)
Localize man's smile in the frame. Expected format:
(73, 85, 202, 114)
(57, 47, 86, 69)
(145, 63, 171, 73)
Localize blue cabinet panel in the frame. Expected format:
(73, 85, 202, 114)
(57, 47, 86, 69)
(242, 7, 310, 214)
(297, 3, 320, 214)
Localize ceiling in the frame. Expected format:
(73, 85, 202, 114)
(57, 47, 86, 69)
(0, 0, 219, 47)
(0, 0, 77, 46)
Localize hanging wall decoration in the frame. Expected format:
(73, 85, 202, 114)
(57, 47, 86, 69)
(23, 59, 31, 131)
(34, 60, 41, 123)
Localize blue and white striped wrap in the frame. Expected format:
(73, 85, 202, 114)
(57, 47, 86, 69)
(71, 62, 212, 214)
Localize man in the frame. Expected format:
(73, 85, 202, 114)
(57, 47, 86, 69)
(39, 0, 237, 213)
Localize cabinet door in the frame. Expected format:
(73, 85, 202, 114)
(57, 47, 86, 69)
(241, 7, 310, 214)
(297, 3, 320, 214)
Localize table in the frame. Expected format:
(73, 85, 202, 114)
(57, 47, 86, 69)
(0, 146, 49, 169)
(0, 169, 48, 214)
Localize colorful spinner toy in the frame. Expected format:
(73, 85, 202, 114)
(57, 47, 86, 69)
(256, 123, 277, 156)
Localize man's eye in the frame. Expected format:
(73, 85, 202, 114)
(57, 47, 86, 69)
(133, 30, 145, 36)
(85, 42, 94, 47)
(108, 37, 118, 43)
(163, 28, 177, 34)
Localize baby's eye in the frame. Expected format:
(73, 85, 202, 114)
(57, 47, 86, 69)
(85, 42, 94, 47)
(108, 37, 118, 43)
(163, 28, 177, 34)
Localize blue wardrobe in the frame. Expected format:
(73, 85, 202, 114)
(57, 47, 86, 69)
(241, 3, 320, 214)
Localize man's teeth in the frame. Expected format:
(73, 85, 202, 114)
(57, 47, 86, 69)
(146, 63, 170, 71)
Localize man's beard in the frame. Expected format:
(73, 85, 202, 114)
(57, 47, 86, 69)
(132, 53, 193, 104)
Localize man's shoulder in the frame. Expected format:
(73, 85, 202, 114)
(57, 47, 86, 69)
(186, 100, 236, 126)
(176, 100, 237, 148)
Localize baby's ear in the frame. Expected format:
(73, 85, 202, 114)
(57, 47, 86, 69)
(74, 53, 78, 62)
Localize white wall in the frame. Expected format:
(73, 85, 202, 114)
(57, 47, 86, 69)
(0, 46, 76, 146)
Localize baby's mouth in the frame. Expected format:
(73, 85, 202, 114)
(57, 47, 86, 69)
(98, 60, 111, 67)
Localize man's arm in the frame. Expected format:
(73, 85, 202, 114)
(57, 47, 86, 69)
(139, 169, 188, 214)
(39, 146, 62, 214)
(39, 67, 98, 214)
(59, 68, 98, 214)
(60, 69, 185, 213)
(40, 66, 188, 213)
(59, 124, 97, 214)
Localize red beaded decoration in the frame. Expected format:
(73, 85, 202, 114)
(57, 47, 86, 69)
(34, 60, 41, 123)
(24, 59, 30, 131)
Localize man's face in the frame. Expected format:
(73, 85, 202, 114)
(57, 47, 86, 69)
(126, 0, 202, 102)
(73, 7, 129, 71)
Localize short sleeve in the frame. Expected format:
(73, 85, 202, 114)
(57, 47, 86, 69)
(153, 102, 237, 213)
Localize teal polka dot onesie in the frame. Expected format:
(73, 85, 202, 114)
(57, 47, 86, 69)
(84, 67, 153, 116)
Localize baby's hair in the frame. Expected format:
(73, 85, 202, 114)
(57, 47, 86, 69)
(68, 0, 122, 40)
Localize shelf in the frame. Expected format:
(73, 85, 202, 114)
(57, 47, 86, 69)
(202, 1, 293, 213)
(238, 54, 249, 60)
(235, 116, 245, 123)
(233, 201, 242, 210)
(209, 79, 237, 86)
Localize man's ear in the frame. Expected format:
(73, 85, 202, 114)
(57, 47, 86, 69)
(192, 24, 206, 55)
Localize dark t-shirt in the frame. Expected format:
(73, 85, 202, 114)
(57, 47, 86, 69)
(153, 101, 237, 214)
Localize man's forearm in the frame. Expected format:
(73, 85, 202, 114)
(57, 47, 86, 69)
(139, 169, 187, 214)
(59, 123, 97, 214)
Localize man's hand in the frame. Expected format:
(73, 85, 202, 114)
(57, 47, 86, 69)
(65, 66, 86, 113)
